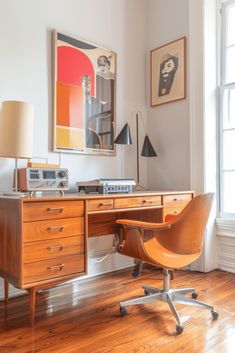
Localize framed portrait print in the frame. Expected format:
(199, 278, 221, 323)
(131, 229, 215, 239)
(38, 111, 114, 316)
(150, 37, 186, 107)
(53, 30, 116, 155)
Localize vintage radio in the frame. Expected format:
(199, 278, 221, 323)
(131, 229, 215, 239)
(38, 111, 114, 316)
(17, 168, 69, 195)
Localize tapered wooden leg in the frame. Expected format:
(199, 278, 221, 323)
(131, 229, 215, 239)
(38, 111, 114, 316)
(4, 280, 9, 304)
(29, 288, 36, 326)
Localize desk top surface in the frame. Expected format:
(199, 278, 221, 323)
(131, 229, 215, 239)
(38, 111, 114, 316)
(0, 190, 194, 202)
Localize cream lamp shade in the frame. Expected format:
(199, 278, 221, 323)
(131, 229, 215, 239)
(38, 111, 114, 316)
(0, 100, 34, 159)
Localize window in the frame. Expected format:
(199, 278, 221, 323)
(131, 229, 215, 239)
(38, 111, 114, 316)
(220, 0, 235, 216)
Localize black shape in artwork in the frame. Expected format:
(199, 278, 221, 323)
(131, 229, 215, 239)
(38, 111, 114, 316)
(57, 32, 97, 50)
(158, 55, 178, 97)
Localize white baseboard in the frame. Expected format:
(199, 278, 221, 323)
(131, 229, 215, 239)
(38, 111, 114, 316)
(217, 219, 235, 274)
(217, 236, 235, 273)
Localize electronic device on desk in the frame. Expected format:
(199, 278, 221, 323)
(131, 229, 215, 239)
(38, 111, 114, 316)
(17, 167, 69, 197)
(77, 179, 136, 194)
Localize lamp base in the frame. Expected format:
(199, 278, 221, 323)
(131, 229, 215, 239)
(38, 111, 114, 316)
(3, 191, 28, 198)
(133, 183, 148, 191)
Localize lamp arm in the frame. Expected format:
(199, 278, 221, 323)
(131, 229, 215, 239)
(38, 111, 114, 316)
(128, 111, 147, 134)
(128, 111, 147, 185)
(136, 111, 147, 135)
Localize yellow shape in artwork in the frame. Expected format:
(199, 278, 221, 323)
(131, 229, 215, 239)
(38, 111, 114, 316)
(56, 126, 84, 150)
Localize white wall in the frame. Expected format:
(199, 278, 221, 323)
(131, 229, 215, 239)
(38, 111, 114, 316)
(146, 0, 191, 191)
(146, 0, 218, 272)
(0, 0, 148, 297)
(0, 0, 148, 191)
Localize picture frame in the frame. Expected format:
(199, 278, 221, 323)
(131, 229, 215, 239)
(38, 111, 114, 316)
(53, 30, 116, 155)
(150, 37, 186, 107)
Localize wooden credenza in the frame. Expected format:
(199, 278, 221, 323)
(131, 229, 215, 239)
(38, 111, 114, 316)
(0, 191, 194, 324)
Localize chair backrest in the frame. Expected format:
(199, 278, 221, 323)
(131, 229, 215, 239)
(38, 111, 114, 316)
(156, 193, 214, 255)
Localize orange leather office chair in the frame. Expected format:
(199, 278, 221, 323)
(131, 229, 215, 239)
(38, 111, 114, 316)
(116, 193, 218, 334)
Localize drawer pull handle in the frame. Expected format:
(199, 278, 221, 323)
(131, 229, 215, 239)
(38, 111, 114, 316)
(142, 200, 154, 203)
(47, 245, 64, 252)
(47, 264, 64, 272)
(47, 207, 64, 213)
(47, 225, 64, 232)
(98, 202, 112, 207)
(173, 198, 179, 201)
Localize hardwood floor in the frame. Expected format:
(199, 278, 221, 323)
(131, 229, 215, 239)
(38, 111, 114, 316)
(0, 268, 235, 353)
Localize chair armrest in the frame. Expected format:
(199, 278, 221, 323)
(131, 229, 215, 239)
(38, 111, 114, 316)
(116, 219, 171, 231)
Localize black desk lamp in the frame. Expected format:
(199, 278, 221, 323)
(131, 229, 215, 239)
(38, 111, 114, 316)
(114, 111, 157, 189)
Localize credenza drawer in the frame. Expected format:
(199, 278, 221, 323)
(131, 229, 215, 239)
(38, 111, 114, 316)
(114, 196, 161, 209)
(23, 218, 84, 242)
(23, 201, 84, 222)
(23, 255, 85, 284)
(87, 198, 114, 212)
(24, 236, 84, 263)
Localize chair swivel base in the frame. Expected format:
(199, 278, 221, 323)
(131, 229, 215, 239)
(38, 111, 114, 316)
(119, 271, 219, 334)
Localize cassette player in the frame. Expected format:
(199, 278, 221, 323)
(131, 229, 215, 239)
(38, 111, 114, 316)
(17, 167, 69, 195)
(77, 179, 136, 194)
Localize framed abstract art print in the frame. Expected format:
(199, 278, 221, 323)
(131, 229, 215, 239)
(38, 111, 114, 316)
(53, 30, 116, 155)
(150, 37, 186, 107)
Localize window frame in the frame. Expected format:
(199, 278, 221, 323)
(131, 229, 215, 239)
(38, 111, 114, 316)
(219, 0, 235, 218)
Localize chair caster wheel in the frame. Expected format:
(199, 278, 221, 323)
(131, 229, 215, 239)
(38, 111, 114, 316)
(144, 289, 150, 296)
(176, 324, 184, 334)
(211, 310, 219, 320)
(192, 292, 198, 299)
(120, 306, 128, 317)
(132, 270, 141, 278)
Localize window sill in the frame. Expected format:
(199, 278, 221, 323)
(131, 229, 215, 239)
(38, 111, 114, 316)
(216, 218, 235, 238)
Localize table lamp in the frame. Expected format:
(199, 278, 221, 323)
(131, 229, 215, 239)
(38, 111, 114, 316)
(0, 100, 34, 195)
(114, 111, 157, 189)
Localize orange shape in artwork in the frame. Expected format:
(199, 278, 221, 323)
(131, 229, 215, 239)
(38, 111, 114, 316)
(56, 81, 83, 129)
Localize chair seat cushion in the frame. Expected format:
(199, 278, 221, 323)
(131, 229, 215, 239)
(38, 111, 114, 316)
(144, 237, 200, 269)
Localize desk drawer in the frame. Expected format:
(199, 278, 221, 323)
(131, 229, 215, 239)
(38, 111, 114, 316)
(23, 254, 85, 284)
(87, 199, 114, 212)
(164, 207, 181, 217)
(24, 236, 84, 263)
(163, 194, 192, 209)
(163, 194, 193, 221)
(114, 196, 161, 209)
(23, 218, 84, 242)
(23, 201, 84, 222)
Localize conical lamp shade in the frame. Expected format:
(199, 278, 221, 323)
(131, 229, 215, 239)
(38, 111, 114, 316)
(141, 135, 157, 157)
(114, 123, 132, 145)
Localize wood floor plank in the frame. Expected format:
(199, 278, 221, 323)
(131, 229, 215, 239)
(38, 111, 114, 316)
(0, 268, 234, 353)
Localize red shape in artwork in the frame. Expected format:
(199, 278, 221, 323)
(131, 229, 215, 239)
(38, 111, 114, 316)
(57, 46, 94, 95)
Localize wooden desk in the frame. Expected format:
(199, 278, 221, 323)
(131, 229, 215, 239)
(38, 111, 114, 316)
(0, 191, 193, 324)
